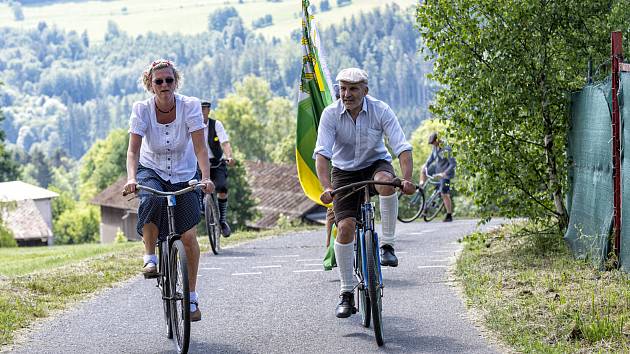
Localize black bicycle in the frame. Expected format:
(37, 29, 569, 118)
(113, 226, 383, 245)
(397, 172, 444, 223)
(331, 178, 412, 346)
(124, 180, 204, 354)
(204, 159, 226, 255)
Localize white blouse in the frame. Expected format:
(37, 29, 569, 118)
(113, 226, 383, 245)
(129, 93, 205, 183)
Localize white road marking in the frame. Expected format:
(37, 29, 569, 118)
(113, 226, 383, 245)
(272, 255, 300, 258)
(252, 265, 282, 269)
(219, 256, 246, 259)
(232, 272, 262, 276)
(417, 265, 448, 269)
(200, 267, 222, 270)
(293, 269, 323, 273)
(272, 260, 290, 263)
(302, 263, 323, 267)
(433, 250, 454, 253)
(295, 259, 321, 262)
(397, 251, 408, 254)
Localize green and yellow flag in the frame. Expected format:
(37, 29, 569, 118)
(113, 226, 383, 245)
(297, 0, 334, 206)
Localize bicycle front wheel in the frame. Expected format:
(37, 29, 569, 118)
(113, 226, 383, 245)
(159, 242, 173, 339)
(204, 194, 220, 255)
(170, 240, 190, 354)
(355, 237, 370, 328)
(365, 230, 384, 346)
(397, 189, 424, 223)
(423, 191, 445, 222)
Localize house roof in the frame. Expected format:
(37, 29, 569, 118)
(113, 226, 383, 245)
(0, 181, 58, 202)
(1, 199, 52, 240)
(90, 161, 320, 229)
(244, 160, 320, 229)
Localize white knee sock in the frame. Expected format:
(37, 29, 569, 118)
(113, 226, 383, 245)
(143, 254, 157, 265)
(190, 291, 198, 311)
(379, 193, 397, 246)
(334, 241, 355, 293)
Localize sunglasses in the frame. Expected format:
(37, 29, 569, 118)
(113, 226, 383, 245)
(153, 77, 175, 85)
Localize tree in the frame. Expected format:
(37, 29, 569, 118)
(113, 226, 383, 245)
(417, 0, 630, 232)
(208, 6, 240, 32)
(215, 95, 266, 161)
(226, 152, 258, 230)
(53, 204, 99, 244)
(0, 97, 20, 182)
(79, 128, 129, 201)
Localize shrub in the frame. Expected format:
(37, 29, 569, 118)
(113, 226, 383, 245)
(53, 204, 100, 244)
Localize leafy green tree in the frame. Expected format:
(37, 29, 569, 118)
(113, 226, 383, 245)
(215, 95, 266, 161)
(208, 6, 240, 32)
(53, 203, 99, 244)
(0, 105, 20, 183)
(21, 147, 53, 187)
(417, 0, 630, 232)
(0, 209, 16, 247)
(265, 97, 295, 163)
(79, 128, 128, 201)
(226, 151, 258, 230)
(234, 75, 273, 119)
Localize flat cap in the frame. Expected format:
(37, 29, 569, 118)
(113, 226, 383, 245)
(428, 132, 438, 144)
(335, 68, 368, 84)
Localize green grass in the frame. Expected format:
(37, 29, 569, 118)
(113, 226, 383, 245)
(0, 0, 417, 43)
(0, 225, 318, 347)
(456, 222, 630, 353)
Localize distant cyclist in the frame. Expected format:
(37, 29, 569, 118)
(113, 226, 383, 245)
(201, 100, 236, 237)
(315, 67, 415, 318)
(420, 132, 457, 222)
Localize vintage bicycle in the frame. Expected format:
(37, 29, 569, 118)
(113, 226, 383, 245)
(124, 180, 205, 354)
(330, 178, 412, 346)
(397, 171, 445, 223)
(203, 159, 227, 255)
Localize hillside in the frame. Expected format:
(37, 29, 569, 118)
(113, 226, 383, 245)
(0, 0, 418, 42)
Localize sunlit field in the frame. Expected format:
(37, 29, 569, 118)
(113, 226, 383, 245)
(0, 0, 418, 43)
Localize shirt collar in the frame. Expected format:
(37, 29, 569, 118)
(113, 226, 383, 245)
(337, 97, 368, 119)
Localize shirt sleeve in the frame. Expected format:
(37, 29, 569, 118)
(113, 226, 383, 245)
(425, 147, 435, 167)
(313, 108, 335, 160)
(215, 120, 229, 143)
(129, 101, 147, 137)
(184, 98, 205, 133)
(381, 106, 412, 157)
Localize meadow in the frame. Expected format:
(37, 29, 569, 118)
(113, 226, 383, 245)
(0, 0, 418, 43)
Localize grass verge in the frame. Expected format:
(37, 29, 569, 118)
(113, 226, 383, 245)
(456, 221, 630, 352)
(0, 225, 319, 347)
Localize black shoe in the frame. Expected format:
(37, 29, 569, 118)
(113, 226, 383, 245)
(335, 291, 356, 318)
(443, 214, 453, 222)
(220, 222, 232, 237)
(380, 245, 398, 267)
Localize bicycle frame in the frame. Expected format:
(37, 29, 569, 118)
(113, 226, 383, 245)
(354, 185, 383, 294)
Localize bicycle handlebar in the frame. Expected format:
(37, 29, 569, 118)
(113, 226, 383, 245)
(330, 178, 417, 197)
(210, 158, 227, 169)
(122, 180, 204, 197)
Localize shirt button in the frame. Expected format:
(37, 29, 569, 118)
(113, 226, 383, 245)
(168, 158, 171, 161)
(167, 166, 171, 169)
(165, 132, 169, 135)
(167, 140, 170, 143)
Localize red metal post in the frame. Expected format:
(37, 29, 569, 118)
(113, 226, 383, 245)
(611, 31, 623, 261)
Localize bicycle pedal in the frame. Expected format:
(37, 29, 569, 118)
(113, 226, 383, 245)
(143, 272, 159, 279)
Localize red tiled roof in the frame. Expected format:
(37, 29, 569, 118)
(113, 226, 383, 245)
(91, 161, 319, 229)
(1, 199, 52, 240)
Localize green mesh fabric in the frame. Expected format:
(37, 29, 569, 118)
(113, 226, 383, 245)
(620, 73, 630, 271)
(565, 81, 613, 268)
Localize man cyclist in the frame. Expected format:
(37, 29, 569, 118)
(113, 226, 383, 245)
(201, 101, 236, 237)
(314, 68, 415, 318)
(420, 132, 456, 222)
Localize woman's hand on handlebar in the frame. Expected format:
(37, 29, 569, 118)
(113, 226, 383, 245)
(123, 179, 137, 196)
(226, 157, 236, 167)
(320, 187, 333, 205)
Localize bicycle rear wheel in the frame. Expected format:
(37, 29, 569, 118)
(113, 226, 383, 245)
(170, 240, 190, 354)
(159, 242, 173, 339)
(365, 230, 384, 346)
(355, 237, 370, 328)
(423, 191, 445, 222)
(397, 189, 424, 223)
(204, 194, 220, 255)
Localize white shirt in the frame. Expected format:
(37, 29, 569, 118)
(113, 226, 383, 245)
(204, 119, 229, 159)
(128, 93, 205, 183)
(313, 95, 412, 171)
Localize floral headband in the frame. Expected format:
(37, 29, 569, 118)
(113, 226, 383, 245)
(151, 59, 173, 68)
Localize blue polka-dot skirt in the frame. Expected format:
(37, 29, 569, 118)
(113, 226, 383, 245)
(136, 165, 201, 241)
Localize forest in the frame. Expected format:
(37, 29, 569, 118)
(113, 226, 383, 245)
(0, 3, 434, 244)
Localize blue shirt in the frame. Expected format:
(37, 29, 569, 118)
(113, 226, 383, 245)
(313, 95, 412, 171)
(425, 143, 456, 179)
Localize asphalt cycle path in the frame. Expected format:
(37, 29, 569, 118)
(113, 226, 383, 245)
(6, 219, 506, 354)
